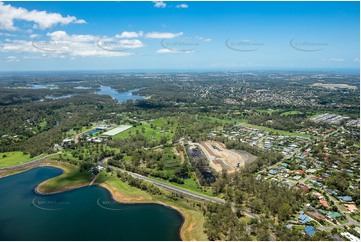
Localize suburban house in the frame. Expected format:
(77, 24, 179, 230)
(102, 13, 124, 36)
(338, 196, 353, 203)
(298, 213, 311, 224)
(304, 226, 317, 237)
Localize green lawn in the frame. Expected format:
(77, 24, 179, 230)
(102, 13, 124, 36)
(183, 176, 200, 190)
(0, 152, 46, 168)
(52, 152, 78, 163)
(104, 175, 154, 201)
(37, 164, 93, 193)
(350, 212, 360, 222)
(113, 118, 175, 143)
(163, 147, 181, 169)
(39, 119, 47, 129)
(293, 225, 305, 230)
(280, 110, 303, 116)
(199, 115, 235, 125)
(239, 215, 253, 224)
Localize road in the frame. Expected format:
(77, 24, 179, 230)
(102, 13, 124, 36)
(317, 194, 359, 232)
(103, 161, 225, 204)
(0, 154, 53, 171)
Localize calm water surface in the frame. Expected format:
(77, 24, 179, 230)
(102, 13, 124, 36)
(0, 167, 182, 241)
(95, 86, 144, 102)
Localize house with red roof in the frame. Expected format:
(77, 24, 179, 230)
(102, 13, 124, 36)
(319, 200, 329, 208)
(296, 170, 304, 175)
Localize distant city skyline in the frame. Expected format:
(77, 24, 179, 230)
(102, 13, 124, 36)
(0, 1, 359, 71)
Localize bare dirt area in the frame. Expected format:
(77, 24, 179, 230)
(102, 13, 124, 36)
(197, 141, 257, 173)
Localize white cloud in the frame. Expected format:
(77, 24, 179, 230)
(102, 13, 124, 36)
(157, 48, 192, 54)
(0, 2, 86, 31)
(176, 4, 188, 8)
(97, 39, 144, 50)
(47, 31, 98, 42)
(115, 31, 143, 38)
(0, 31, 134, 58)
(30, 34, 40, 39)
(74, 19, 86, 24)
(5, 55, 19, 62)
(0, 32, 13, 36)
(353, 57, 359, 62)
(196, 36, 212, 42)
(145, 32, 183, 39)
(117, 39, 144, 49)
(153, 1, 166, 8)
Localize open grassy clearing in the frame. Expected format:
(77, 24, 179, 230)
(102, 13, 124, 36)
(39, 119, 47, 129)
(293, 225, 305, 230)
(280, 110, 303, 116)
(103, 175, 154, 202)
(37, 161, 93, 194)
(257, 109, 281, 114)
(113, 120, 175, 143)
(0, 152, 46, 168)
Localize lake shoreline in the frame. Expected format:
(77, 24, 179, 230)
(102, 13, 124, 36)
(27, 162, 200, 241)
(99, 182, 188, 241)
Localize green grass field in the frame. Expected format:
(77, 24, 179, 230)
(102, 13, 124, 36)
(113, 124, 156, 140)
(104, 175, 154, 201)
(280, 111, 303, 116)
(37, 163, 93, 193)
(293, 225, 305, 230)
(257, 109, 281, 114)
(42, 169, 92, 189)
(39, 119, 47, 129)
(113, 118, 176, 143)
(0, 152, 45, 168)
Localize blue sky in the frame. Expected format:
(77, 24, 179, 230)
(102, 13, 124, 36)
(0, 1, 359, 71)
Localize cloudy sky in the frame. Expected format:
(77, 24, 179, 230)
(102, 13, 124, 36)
(0, 1, 359, 71)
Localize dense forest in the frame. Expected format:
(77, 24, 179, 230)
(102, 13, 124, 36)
(0, 94, 120, 156)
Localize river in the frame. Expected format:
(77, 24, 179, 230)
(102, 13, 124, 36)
(0, 166, 182, 240)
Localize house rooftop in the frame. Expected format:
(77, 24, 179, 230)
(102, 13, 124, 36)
(298, 214, 311, 224)
(319, 200, 329, 208)
(338, 196, 353, 202)
(304, 226, 317, 237)
(327, 211, 342, 219)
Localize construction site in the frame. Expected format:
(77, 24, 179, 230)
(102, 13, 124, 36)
(188, 141, 257, 173)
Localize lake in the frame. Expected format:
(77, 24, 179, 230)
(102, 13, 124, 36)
(95, 85, 144, 102)
(28, 84, 59, 90)
(0, 167, 183, 241)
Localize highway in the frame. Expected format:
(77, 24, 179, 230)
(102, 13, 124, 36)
(0, 154, 52, 171)
(104, 162, 225, 204)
